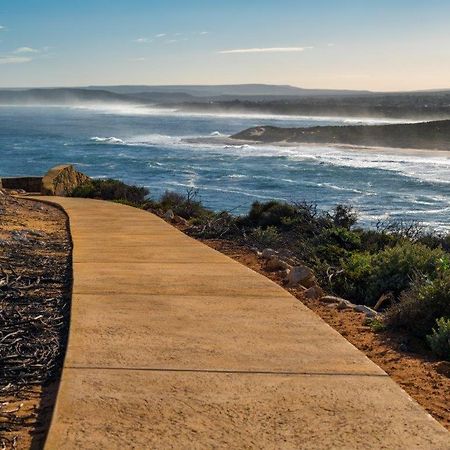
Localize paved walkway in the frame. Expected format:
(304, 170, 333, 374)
(36, 197, 448, 449)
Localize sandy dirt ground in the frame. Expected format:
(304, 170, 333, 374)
(0, 194, 71, 449)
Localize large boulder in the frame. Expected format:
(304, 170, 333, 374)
(287, 265, 315, 288)
(41, 165, 89, 196)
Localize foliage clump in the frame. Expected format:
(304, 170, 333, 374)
(384, 273, 450, 339)
(71, 179, 149, 205)
(335, 243, 448, 306)
(426, 317, 450, 361)
(159, 189, 209, 219)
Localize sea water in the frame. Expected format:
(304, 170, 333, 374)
(1, 105, 449, 230)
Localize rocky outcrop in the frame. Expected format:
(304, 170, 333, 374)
(41, 165, 90, 196)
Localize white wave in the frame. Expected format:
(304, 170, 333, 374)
(89, 132, 450, 187)
(227, 174, 247, 179)
(318, 182, 369, 195)
(91, 136, 125, 144)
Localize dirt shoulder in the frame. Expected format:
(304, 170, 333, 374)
(199, 238, 450, 430)
(0, 193, 71, 449)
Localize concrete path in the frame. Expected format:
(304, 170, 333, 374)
(36, 197, 448, 449)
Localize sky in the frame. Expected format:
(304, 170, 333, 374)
(0, 0, 449, 91)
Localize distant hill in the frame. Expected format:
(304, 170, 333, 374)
(85, 84, 372, 97)
(231, 120, 450, 151)
(0, 85, 449, 119)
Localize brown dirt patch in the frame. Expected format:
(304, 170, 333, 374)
(0, 194, 71, 449)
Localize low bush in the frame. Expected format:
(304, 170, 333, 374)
(331, 204, 358, 229)
(384, 273, 450, 339)
(426, 317, 450, 361)
(159, 189, 208, 219)
(335, 242, 447, 306)
(249, 226, 281, 248)
(189, 211, 239, 238)
(246, 200, 298, 228)
(71, 179, 149, 204)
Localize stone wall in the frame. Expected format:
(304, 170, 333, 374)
(41, 164, 90, 196)
(0, 176, 43, 192)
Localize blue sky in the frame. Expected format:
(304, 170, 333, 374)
(0, 0, 449, 90)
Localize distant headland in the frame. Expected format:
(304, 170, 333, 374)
(231, 119, 450, 151)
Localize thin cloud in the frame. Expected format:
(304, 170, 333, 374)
(218, 46, 312, 54)
(199, 31, 209, 35)
(14, 47, 39, 54)
(130, 57, 146, 62)
(134, 37, 151, 43)
(155, 33, 166, 38)
(0, 55, 32, 64)
(0, 26, 5, 30)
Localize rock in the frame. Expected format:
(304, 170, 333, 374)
(41, 164, 90, 196)
(287, 265, 315, 288)
(265, 256, 290, 272)
(283, 257, 298, 266)
(373, 292, 393, 311)
(261, 248, 279, 259)
(353, 304, 378, 317)
(164, 209, 175, 221)
(435, 361, 450, 378)
(303, 285, 324, 300)
(320, 295, 343, 304)
(174, 215, 189, 226)
(337, 300, 353, 310)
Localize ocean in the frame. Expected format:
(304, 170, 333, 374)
(1, 105, 449, 230)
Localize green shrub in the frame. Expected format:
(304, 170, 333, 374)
(189, 211, 239, 238)
(359, 229, 401, 253)
(336, 242, 447, 305)
(249, 226, 281, 248)
(368, 318, 386, 332)
(426, 317, 450, 360)
(385, 273, 450, 338)
(331, 204, 358, 229)
(159, 189, 208, 219)
(71, 179, 149, 204)
(246, 200, 298, 228)
(318, 227, 362, 251)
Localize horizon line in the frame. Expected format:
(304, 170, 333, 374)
(0, 83, 450, 94)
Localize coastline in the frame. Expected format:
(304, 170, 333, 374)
(184, 135, 450, 158)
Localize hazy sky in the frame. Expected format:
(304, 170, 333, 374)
(0, 0, 449, 91)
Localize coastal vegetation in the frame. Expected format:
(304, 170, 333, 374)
(70, 180, 450, 360)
